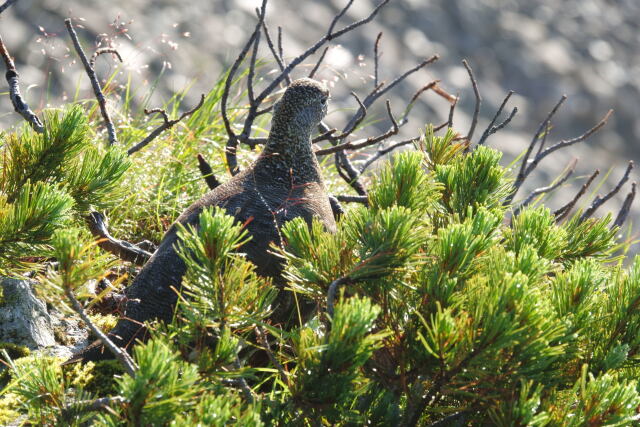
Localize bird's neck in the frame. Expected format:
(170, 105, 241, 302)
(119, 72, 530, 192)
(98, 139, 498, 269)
(255, 122, 322, 184)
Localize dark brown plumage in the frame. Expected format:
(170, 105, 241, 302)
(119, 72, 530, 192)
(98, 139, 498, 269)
(71, 78, 336, 363)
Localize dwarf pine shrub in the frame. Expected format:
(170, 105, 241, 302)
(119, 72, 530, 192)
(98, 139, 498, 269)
(1, 89, 639, 427)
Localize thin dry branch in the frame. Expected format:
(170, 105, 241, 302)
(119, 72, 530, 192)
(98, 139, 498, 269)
(513, 96, 567, 193)
(554, 169, 600, 222)
(65, 19, 118, 145)
(613, 182, 636, 228)
(255, 326, 289, 386)
(197, 153, 221, 190)
(0, 0, 18, 14)
(359, 137, 419, 175)
(262, 21, 288, 79)
(400, 80, 438, 125)
(89, 47, 123, 68)
(335, 194, 368, 204)
(65, 287, 137, 375)
(316, 99, 398, 155)
(0, 34, 44, 132)
(127, 94, 204, 155)
(581, 161, 634, 221)
(277, 26, 284, 64)
(221, 0, 268, 174)
(328, 195, 345, 220)
(515, 158, 577, 215)
(223, 0, 391, 175)
(86, 212, 152, 266)
(374, 31, 383, 87)
(247, 7, 263, 104)
(308, 46, 329, 79)
(476, 90, 516, 146)
(462, 59, 481, 141)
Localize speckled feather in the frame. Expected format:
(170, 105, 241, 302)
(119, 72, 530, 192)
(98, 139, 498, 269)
(69, 78, 336, 363)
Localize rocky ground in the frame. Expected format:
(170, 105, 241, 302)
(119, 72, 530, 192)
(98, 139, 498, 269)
(1, 0, 638, 232)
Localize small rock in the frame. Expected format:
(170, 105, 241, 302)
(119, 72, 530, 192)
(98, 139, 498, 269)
(0, 278, 55, 350)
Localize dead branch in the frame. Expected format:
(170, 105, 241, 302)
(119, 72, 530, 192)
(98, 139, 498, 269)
(0, 34, 44, 132)
(197, 153, 221, 190)
(359, 137, 419, 175)
(462, 59, 481, 142)
(247, 7, 263, 104)
(374, 31, 383, 87)
(613, 182, 636, 228)
(65, 19, 118, 146)
(0, 0, 18, 14)
(221, 0, 268, 174)
(554, 169, 600, 222)
(312, 127, 338, 144)
(255, 326, 289, 386)
(308, 46, 329, 79)
(476, 90, 517, 146)
(86, 212, 152, 266)
(400, 80, 438, 125)
(315, 99, 398, 155)
(515, 158, 577, 215)
(89, 47, 123, 68)
(580, 161, 633, 221)
(262, 21, 288, 79)
(335, 194, 368, 204)
(277, 26, 284, 64)
(65, 286, 137, 376)
(126, 94, 205, 155)
(328, 195, 345, 220)
(223, 0, 391, 175)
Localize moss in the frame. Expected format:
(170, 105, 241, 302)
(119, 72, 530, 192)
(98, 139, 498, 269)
(0, 393, 22, 426)
(0, 342, 30, 360)
(82, 360, 124, 395)
(88, 314, 118, 335)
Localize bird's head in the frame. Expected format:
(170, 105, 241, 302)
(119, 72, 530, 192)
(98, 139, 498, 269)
(272, 78, 329, 133)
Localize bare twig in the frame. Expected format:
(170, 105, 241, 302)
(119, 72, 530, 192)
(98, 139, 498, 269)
(224, 0, 391, 175)
(327, 276, 351, 318)
(89, 47, 123, 68)
(197, 153, 221, 190)
(400, 80, 438, 125)
(86, 212, 152, 266)
(328, 195, 345, 220)
(127, 94, 205, 155)
(233, 356, 254, 403)
(581, 161, 634, 221)
(373, 31, 383, 87)
(554, 169, 600, 222)
(476, 90, 516, 146)
(312, 127, 338, 144)
(65, 19, 118, 145)
(308, 46, 329, 79)
(359, 137, 419, 174)
(221, 0, 268, 175)
(255, 326, 289, 386)
(327, 0, 355, 36)
(515, 158, 577, 215)
(0, 34, 44, 132)
(447, 94, 458, 129)
(315, 99, 398, 155)
(335, 194, 368, 204)
(247, 7, 263, 104)
(613, 182, 636, 228)
(65, 287, 137, 376)
(262, 21, 288, 80)
(462, 59, 481, 142)
(277, 26, 284, 65)
(0, 0, 18, 14)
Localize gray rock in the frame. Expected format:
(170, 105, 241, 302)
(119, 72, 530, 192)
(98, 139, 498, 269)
(0, 278, 55, 349)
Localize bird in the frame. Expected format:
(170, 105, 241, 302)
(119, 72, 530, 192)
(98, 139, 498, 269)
(69, 78, 337, 363)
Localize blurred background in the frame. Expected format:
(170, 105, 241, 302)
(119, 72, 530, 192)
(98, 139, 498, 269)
(1, 0, 638, 234)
